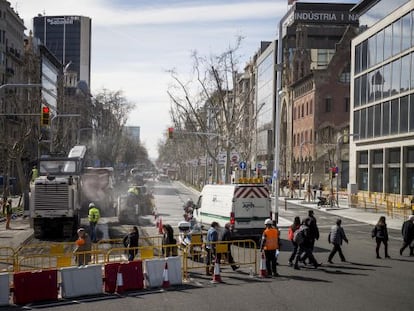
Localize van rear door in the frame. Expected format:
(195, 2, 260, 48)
(232, 185, 270, 238)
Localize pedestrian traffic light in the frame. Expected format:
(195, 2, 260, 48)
(167, 127, 174, 139)
(41, 106, 50, 126)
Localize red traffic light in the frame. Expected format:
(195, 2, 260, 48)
(167, 127, 174, 139)
(41, 106, 50, 126)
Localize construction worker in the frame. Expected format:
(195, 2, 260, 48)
(88, 202, 100, 243)
(127, 186, 140, 208)
(31, 165, 39, 182)
(74, 228, 92, 266)
(260, 218, 279, 277)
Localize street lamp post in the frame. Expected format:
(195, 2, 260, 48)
(336, 133, 359, 206)
(299, 140, 311, 198)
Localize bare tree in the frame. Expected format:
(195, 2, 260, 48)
(92, 89, 134, 166)
(165, 37, 254, 184)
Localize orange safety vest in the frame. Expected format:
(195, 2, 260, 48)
(263, 228, 279, 250)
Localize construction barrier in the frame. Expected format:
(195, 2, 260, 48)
(60, 265, 103, 298)
(0, 247, 15, 272)
(104, 262, 121, 293)
(166, 256, 182, 286)
(0, 272, 9, 306)
(116, 260, 144, 293)
(144, 258, 166, 288)
(182, 239, 258, 277)
(13, 269, 58, 305)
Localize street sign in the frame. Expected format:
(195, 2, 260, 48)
(257, 163, 262, 169)
(239, 161, 247, 170)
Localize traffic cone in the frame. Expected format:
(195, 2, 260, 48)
(158, 216, 163, 234)
(259, 252, 267, 278)
(116, 271, 124, 294)
(211, 256, 222, 283)
(162, 260, 170, 288)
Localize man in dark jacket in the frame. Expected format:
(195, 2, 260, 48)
(123, 226, 139, 261)
(302, 210, 319, 264)
(327, 219, 349, 263)
(400, 215, 414, 256)
(294, 218, 321, 270)
(222, 223, 239, 271)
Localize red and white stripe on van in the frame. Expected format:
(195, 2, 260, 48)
(234, 186, 269, 198)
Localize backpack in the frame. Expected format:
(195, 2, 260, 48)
(293, 226, 305, 245)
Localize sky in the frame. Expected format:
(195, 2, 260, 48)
(15, 0, 357, 159)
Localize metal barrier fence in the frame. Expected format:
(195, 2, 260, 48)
(350, 192, 414, 219)
(7, 235, 258, 279)
(0, 247, 16, 272)
(181, 240, 258, 276)
(17, 250, 107, 272)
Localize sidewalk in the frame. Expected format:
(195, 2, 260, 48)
(279, 194, 407, 231)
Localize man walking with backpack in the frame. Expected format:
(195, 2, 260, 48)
(293, 218, 321, 270)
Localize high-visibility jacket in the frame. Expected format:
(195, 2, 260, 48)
(88, 207, 100, 223)
(31, 168, 39, 181)
(262, 227, 279, 250)
(128, 187, 139, 196)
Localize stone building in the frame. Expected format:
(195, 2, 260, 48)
(278, 2, 359, 191)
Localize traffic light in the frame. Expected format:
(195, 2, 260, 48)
(330, 167, 336, 179)
(167, 127, 174, 139)
(41, 106, 50, 126)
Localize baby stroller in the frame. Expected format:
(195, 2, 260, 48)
(317, 196, 328, 207)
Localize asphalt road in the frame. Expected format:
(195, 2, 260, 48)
(10, 180, 413, 311)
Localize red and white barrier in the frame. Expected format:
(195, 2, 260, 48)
(60, 265, 103, 298)
(0, 273, 9, 306)
(13, 270, 58, 305)
(144, 257, 182, 288)
(116, 261, 144, 293)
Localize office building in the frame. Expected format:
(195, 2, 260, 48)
(350, 0, 414, 196)
(33, 15, 91, 88)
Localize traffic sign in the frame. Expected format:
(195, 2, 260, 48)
(239, 161, 247, 170)
(257, 163, 262, 169)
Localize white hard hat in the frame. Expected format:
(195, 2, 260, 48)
(89, 202, 95, 208)
(264, 218, 273, 225)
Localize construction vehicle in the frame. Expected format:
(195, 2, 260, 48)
(29, 145, 115, 238)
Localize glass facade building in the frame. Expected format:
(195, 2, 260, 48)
(350, 0, 414, 195)
(255, 41, 277, 174)
(33, 15, 91, 88)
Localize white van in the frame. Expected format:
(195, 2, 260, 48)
(195, 183, 272, 241)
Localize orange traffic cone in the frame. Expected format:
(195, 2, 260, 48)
(211, 256, 222, 283)
(162, 260, 170, 288)
(116, 271, 124, 294)
(158, 216, 163, 234)
(259, 252, 267, 278)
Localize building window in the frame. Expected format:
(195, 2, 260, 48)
(345, 97, 350, 112)
(400, 96, 409, 133)
(374, 104, 381, 137)
(301, 104, 304, 118)
(410, 94, 414, 132)
(325, 98, 332, 113)
(359, 151, 368, 164)
(358, 168, 368, 191)
(383, 101, 390, 136)
(390, 99, 399, 134)
(310, 100, 313, 114)
(306, 102, 309, 115)
(373, 149, 383, 164)
(389, 148, 400, 163)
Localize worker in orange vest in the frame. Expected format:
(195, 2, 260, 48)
(260, 218, 279, 277)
